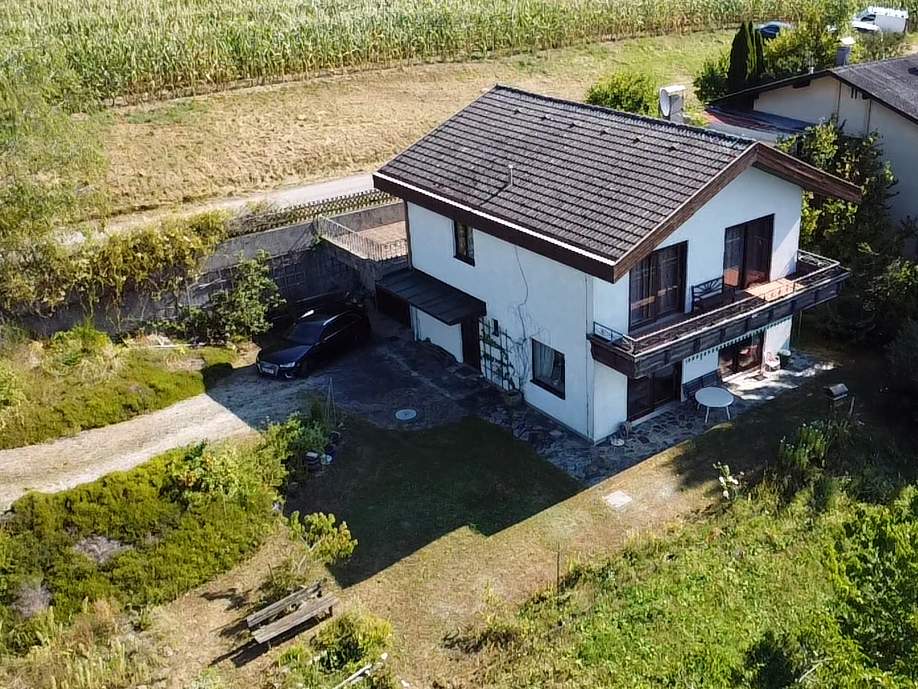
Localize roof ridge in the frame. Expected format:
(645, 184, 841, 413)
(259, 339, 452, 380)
(490, 83, 755, 147)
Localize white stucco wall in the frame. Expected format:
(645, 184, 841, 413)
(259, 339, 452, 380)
(412, 307, 463, 362)
(656, 166, 803, 300)
(754, 76, 840, 124)
(402, 164, 804, 441)
(407, 202, 593, 436)
(763, 318, 793, 358)
(867, 104, 918, 225)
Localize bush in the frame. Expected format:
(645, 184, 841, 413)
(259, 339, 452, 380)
(275, 611, 393, 689)
(174, 251, 284, 343)
(834, 488, 918, 678)
(775, 419, 850, 490)
(0, 431, 290, 652)
(886, 319, 918, 394)
(290, 511, 357, 566)
(694, 53, 730, 104)
(585, 72, 657, 116)
(726, 21, 765, 93)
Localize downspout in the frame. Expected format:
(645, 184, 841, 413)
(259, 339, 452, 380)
(584, 274, 594, 441)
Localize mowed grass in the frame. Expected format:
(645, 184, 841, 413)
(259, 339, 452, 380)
(3, 0, 806, 103)
(0, 327, 235, 449)
(106, 32, 733, 215)
(270, 340, 896, 686)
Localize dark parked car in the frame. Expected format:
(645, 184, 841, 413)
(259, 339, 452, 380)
(756, 21, 793, 39)
(256, 308, 371, 379)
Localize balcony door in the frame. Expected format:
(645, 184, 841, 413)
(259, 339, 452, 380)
(723, 215, 774, 290)
(630, 242, 687, 331)
(627, 363, 682, 421)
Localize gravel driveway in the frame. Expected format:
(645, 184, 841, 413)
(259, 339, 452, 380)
(0, 332, 487, 511)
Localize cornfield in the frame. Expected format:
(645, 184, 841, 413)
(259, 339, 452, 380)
(1, 0, 820, 103)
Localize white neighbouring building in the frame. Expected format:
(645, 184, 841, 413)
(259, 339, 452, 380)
(374, 86, 859, 442)
(707, 55, 918, 226)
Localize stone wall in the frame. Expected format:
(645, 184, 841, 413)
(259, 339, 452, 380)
(21, 203, 405, 336)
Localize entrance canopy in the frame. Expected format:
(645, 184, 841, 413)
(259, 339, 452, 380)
(376, 268, 485, 326)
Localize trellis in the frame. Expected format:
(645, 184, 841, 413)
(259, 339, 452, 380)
(479, 318, 515, 392)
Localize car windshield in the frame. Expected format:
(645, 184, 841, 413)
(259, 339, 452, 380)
(285, 320, 325, 345)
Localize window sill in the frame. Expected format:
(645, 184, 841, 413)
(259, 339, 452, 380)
(454, 254, 475, 266)
(531, 378, 565, 400)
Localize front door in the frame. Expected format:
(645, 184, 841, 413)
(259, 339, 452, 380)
(723, 215, 774, 290)
(627, 363, 682, 420)
(718, 334, 764, 377)
(460, 318, 481, 371)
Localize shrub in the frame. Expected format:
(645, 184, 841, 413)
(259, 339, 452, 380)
(776, 419, 850, 490)
(175, 251, 284, 343)
(290, 511, 357, 566)
(694, 53, 730, 104)
(585, 72, 657, 116)
(0, 361, 24, 429)
(0, 431, 290, 651)
(886, 319, 918, 394)
(834, 488, 918, 678)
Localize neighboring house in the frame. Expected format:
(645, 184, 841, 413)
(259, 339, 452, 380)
(373, 86, 859, 442)
(707, 55, 918, 226)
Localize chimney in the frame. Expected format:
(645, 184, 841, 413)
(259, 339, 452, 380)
(658, 85, 685, 124)
(836, 36, 855, 66)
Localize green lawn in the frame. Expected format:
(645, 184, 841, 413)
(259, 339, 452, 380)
(0, 325, 235, 449)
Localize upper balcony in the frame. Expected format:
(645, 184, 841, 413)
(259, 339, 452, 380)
(589, 250, 849, 378)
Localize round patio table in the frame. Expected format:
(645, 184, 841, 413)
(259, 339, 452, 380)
(695, 386, 734, 423)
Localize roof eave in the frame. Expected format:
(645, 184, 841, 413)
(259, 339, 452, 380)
(373, 171, 618, 283)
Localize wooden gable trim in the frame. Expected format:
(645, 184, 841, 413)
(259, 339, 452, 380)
(610, 144, 759, 281)
(373, 172, 617, 282)
(751, 143, 863, 203)
(610, 142, 861, 282)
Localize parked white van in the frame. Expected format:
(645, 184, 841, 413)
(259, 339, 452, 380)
(851, 6, 909, 33)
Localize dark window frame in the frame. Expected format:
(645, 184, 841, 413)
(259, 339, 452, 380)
(628, 242, 688, 332)
(453, 220, 475, 265)
(531, 339, 565, 399)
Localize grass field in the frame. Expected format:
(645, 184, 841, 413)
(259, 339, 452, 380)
(104, 32, 732, 215)
(3, 0, 806, 104)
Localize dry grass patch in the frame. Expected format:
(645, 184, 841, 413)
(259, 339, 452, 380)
(104, 32, 732, 215)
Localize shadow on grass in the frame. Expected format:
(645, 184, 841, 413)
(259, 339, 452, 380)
(284, 416, 581, 588)
(670, 342, 918, 496)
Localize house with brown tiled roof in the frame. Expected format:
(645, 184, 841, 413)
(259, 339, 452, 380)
(374, 86, 859, 441)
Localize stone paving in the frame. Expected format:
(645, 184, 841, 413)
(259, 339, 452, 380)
(309, 315, 835, 485)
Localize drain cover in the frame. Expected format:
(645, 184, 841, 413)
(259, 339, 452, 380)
(603, 490, 633, 511)
(394, 408, 418, 422)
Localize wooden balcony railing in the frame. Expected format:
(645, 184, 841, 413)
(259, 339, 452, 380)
(590, 250, 848, 378)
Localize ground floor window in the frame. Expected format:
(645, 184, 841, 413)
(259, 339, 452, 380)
(531, 339, 565, 398)
(627, 363, 682, 420)
(719, 334, 763, 377)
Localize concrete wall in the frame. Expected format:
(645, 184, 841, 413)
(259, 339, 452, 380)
(407, 202, 593, 437)
(20, 204, 405, 337)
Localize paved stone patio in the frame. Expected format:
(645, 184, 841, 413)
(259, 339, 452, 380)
(307, 315, 834, 485)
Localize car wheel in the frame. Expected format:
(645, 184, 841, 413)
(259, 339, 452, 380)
(297, 359, 312, 378)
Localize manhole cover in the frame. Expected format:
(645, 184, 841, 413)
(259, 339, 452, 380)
(394, 408, 418, 422)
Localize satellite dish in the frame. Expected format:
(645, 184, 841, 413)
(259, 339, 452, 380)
(659, 84, 686, 122)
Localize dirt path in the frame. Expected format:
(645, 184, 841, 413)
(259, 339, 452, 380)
(0, 368, 313, 510)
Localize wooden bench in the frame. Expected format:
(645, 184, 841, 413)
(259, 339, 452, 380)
(245, 581, 322, 630)
(251, 593, 338, 646)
